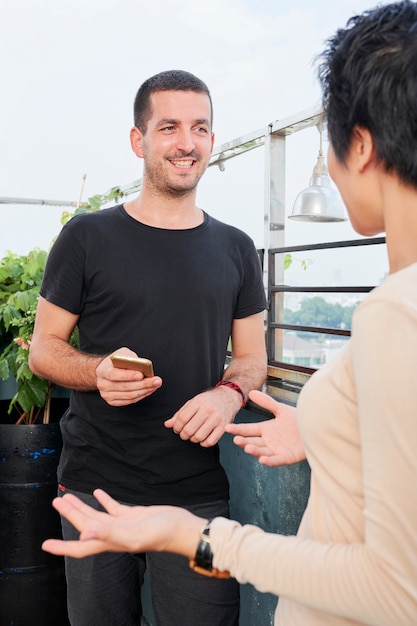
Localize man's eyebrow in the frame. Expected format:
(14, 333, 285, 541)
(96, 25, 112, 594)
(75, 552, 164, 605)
(194, 118, 211, 127)
(156, 118, 211, 127)
(157, 118, 178, 127)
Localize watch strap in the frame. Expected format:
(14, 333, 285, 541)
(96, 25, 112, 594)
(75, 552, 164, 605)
(189, 519, 230, 579)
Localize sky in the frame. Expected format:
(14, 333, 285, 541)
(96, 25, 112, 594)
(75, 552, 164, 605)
(0, 0, 391, 284)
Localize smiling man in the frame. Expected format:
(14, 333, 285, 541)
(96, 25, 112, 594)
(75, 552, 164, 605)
(29, 70, 267, 626)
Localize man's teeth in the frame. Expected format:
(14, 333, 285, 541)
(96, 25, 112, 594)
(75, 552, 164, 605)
(171, 160, 193, 168)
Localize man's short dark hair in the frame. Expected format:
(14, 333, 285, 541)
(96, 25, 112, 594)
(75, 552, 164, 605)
(317, 0, 417, 187)
(133, 70, 213, 133)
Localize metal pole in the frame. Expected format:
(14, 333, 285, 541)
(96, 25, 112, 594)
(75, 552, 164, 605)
(264, 126, 286, 363)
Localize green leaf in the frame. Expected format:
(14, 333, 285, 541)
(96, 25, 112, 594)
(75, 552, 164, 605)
(11, 377, 49, 413)
(13, 290, 32, 313)
(284, 254, 293, 270)
(15, 360, 33, 382)
(3, 305, 20, 330)
(0, 358, 10, 380)
(87, 194, 103, 210)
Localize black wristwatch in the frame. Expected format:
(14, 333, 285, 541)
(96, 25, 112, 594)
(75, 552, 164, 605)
(189, 519, 230, 579)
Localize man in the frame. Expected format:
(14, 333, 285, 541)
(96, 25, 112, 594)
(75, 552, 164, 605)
(29, 69, 267, 626)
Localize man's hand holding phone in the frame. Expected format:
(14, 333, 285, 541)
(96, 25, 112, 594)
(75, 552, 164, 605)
(96, 349, 162, 407)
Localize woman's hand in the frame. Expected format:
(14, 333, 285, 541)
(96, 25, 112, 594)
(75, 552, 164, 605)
(42, 489, 204, 559)
(225, 390, 306, 466)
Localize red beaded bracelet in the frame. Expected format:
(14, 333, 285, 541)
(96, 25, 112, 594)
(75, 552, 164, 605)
(215, 380, 246, 409)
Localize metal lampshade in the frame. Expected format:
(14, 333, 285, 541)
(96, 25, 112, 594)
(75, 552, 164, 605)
(289, 127, 346, 223)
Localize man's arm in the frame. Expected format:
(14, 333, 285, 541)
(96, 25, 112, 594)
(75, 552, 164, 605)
(29, 296, 162, 405)
(164, 311, 267, 447)
(220, 311, 267, 401)
(29, 296, 100, 390)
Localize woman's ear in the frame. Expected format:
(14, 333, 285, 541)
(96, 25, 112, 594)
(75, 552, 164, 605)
(351, 125, 376, 172)
(130, 126, 144, 159)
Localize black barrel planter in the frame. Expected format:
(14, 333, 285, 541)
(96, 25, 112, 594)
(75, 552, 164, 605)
(0, 419, 70, 625)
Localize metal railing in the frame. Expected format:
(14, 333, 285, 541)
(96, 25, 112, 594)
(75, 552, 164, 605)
(264, 236, 386, 403)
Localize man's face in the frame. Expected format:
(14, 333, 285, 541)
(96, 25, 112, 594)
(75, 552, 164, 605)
(133, 90, 214, 197)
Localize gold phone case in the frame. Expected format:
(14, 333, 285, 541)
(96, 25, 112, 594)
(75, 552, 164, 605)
(111, 355, 154, 377)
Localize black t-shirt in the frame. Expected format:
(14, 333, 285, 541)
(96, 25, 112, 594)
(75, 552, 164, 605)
(41, 206, 266, 505)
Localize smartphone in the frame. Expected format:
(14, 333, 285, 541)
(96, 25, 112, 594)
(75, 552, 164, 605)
(110, 354, 154, 377)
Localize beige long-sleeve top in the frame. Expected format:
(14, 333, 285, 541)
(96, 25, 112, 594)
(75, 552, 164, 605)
(212, 263, 417, 625)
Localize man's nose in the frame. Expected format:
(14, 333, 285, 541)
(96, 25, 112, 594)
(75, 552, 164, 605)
(175, 129, 195, 153)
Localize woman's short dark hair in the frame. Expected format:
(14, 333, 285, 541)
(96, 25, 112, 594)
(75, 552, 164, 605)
(133, 70, 213, 133)
(317, 0, 417, 187)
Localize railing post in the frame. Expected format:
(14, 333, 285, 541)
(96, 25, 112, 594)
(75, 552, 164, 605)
(264, 127, 286, 363)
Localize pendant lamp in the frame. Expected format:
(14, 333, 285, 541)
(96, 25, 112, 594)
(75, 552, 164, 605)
(289, 124, 346, 222)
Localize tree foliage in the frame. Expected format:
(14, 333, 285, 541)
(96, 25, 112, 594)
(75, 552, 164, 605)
(284, 296, 359, 331)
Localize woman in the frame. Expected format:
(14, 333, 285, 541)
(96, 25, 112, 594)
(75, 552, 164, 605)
(43, 2, 417, 624)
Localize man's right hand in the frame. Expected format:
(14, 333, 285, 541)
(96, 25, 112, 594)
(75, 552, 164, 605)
(96, 348, 162, 406)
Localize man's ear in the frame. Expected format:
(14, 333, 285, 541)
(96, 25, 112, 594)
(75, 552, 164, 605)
(351, 125, 376, 172)
(130, 126, 144, 158)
